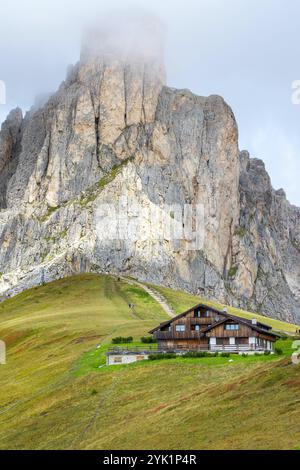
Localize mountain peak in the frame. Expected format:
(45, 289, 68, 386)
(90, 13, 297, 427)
(0, 21, 299, 324)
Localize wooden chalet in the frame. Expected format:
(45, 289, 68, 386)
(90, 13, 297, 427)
(149, 303, 279, 353)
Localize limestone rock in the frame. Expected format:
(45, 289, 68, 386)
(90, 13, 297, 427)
(0, 108, 23, 208)
(0, 24, 299, 324)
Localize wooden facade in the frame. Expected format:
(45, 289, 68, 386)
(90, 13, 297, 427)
(149, 304, 279, 352)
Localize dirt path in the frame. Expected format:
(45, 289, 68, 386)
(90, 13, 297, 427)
(120, 277, 175, 318)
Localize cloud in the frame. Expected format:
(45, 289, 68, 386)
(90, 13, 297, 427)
(81, 9, 165, 62)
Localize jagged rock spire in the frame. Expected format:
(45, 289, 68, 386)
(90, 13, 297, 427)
(77, 12, 166, 144)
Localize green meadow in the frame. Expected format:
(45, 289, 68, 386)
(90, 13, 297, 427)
(0, 273, 299, 450)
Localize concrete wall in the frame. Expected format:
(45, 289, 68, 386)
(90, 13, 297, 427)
(107, 353, 149, 366)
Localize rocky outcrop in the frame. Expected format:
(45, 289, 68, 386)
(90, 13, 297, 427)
(0, 22, 299, 323)
(230, 152, 300, 322)
(0, 108, 23, 208)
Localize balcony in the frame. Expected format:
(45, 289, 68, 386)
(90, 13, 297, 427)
(153, 330, 203, 340)
(210, 344, 273, 352)
(190, 317, 213, 325)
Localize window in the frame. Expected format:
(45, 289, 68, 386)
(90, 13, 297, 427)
(194, 310, 209, 318)
(236, 338, 247, 345)
(175, 324, 185, 332)
(192, 324, 201, 331)
(225, 324, 239, 331)
(113, 356, 122, 363)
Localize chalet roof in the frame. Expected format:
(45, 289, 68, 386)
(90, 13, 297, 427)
(149, 302, 279, 336)
(202, 314, 280, 338)
(148, 302, 224, 334)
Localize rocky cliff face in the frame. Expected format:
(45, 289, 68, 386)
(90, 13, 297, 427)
(232, 152, 300, 322)
(0, 25, 299, 323)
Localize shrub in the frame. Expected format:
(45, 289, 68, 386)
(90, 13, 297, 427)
(183, 351, 207, 358)
(228, 266, 238, 278)
(112, 336, 133, 344)
(219, 352, 230, 357)
(148, 353, 177, 361)
(182, 351, 218, 358)
(275, 347, 283, 355)
(264, 350, 271, 355)
(140, 336, 157, 344)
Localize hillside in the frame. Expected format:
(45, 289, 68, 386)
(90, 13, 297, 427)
(0, 274, 300, 450)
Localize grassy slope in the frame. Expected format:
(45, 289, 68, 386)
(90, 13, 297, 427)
(0, 274, 300, 450)
(151, 284, 300, 333)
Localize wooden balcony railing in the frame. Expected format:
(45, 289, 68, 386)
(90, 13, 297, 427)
(106, 344, 273, 355)
(153, 330, 204, 340)
(210, 344, 273, 352)
(189, 317, 213, 325)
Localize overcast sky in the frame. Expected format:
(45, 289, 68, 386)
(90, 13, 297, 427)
(1, 0, 300, 205)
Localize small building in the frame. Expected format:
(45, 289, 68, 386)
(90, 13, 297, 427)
(149, 303, 279, 353)
(106, 347, 152, 366)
